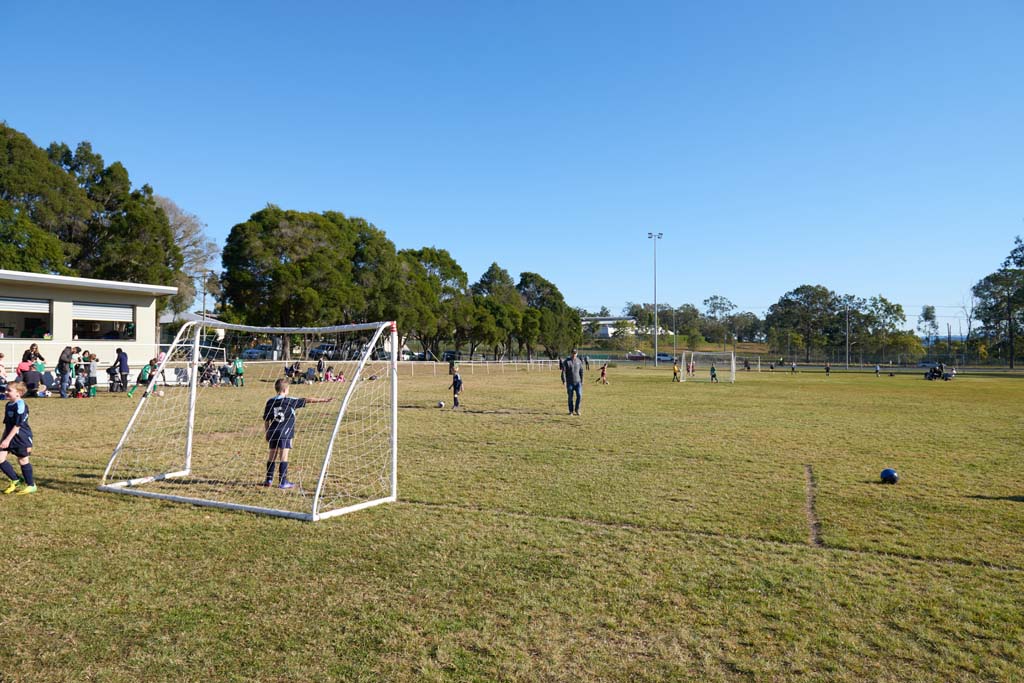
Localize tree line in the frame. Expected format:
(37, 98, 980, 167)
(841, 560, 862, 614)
(219, 205, 582, 359)
(3, 122, 1021, 366)
(581, 288, 923, 363)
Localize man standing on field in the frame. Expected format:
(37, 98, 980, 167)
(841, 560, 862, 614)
(561, 348, 585, 416)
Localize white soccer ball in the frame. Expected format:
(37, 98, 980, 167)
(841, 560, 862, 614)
(437, 401, 445, 408)
(157, 390, 165, 397)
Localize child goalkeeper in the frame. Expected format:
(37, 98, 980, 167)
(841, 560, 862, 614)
(262, 378, 333, 488)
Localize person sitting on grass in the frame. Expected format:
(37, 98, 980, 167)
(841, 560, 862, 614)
(1, 382, 37, 495)
(261, 377, 334, 489)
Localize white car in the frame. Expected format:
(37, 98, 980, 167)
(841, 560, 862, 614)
(242, 344, 274, 360)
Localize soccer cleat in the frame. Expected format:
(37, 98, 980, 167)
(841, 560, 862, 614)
(2, 479, 23, 494)
(14, 484, 36, 495)
(279, 481, 296, 490)
(260, 480, 273, 487)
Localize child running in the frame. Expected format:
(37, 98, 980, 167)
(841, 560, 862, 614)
(262, 378, 333, 489)
(595, 363, 609, 384)
(1, 382, 37, 494)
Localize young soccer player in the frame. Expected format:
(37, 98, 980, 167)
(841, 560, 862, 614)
(595, 363, 609, 384)
(672, 360, 680, 382)
(710, 363, 719, 383)
(232, 356, 244, 386)
(1, 382, 37, 494)
(447, 367, 463, 409)
(261, 378, 333, 488)
(127, 358, 158, 398)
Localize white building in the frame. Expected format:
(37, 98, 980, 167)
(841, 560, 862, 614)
(0, 269, 177, 371)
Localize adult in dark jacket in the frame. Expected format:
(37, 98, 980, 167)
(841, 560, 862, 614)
(560, 348, 586, 416)
(109, 348, 130, 392)
(57, 345, 81, 399)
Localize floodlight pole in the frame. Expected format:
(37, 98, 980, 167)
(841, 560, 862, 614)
(845, 305, 850, 370)
(648, 232, 663, 366)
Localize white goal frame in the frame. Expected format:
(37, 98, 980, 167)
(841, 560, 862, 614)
(681, 350, 736, 383)
(98, 319, 399, 521)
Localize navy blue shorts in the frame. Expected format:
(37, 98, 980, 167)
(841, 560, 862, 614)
(3, 441, 31, 458)
(267, 438, 293, 450)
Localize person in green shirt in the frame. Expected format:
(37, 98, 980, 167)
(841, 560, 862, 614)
(127, 358, 158, 398)
(232, 357, 245, 387)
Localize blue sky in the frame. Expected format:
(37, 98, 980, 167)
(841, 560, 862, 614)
(4, 1, 1022, 330)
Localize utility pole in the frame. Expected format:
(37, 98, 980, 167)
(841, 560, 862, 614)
(845, 305, 850, 370)
(648, 232, 663, 366)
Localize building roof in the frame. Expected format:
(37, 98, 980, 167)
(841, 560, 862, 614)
(158, 311, 221, 325)
(0, 269, 178, 296)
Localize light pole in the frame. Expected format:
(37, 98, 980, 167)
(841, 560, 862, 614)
(648, 232, 663, 366)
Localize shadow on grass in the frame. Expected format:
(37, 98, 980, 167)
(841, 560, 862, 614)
(967, 494, 1024, 503)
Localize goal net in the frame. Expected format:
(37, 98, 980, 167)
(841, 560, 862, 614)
(99, 320, 398, 521)
(682, 351, 736, 383)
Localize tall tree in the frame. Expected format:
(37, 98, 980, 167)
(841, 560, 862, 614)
(155, 195, 219, 313)
(47, 140, 182, 288)
(917, 305, 938, 350)
(0, 201, 71, 274)
(397, 247, 467, 358)
(973, 237, 1024, 368)
(0, 124, 93, 270)
(765, 285, 839, 361)
(220, 205, 358, 327)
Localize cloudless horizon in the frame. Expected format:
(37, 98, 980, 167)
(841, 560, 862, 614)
(5, 1, 1022, 330)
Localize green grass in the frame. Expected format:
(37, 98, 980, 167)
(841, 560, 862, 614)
(3, 367, 1023, 681)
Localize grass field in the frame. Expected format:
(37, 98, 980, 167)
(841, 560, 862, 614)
(3, 366, 1023, 681)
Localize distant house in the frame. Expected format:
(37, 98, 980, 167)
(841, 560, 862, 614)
(581, 316, 636, 339)
(0, 269, 177, 371)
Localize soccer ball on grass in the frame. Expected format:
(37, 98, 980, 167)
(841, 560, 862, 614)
(437, 401, 445, 408)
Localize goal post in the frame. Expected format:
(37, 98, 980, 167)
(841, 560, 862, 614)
(681, 350, 736, 383)
(99, 319, 399, 521)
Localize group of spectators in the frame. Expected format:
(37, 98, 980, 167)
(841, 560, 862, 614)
(199, 357, 246, 387)
(0, 343, 134, 398)
(284, 358, 346, 384)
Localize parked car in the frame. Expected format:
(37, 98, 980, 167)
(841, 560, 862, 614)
(917, 361, 939, 368)
(655, 352, 674, 363)
(309, 343, 340, 360)
(242, 344, 274, 360)
(626, 350, 647, 361)
(442, 350, 463, 362)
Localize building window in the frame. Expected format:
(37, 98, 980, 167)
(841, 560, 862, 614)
(71, 302, 136, 340)
(0, 297, 52, 339)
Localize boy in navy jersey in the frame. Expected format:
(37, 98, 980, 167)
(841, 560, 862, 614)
(261, 378, 333, 488)
(1, 382, 36, 495)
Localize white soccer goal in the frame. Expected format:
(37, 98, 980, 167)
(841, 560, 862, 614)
(682, 350, 736, 383)
(99, 320, 398, 521)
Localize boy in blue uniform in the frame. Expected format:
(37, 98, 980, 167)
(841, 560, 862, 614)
(261, 378, 333, 488)
(447, 368, 463, 409)
(1, 382, 37, 494)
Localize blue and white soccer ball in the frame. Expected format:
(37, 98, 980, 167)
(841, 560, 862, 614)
(437, 401, 445, 408)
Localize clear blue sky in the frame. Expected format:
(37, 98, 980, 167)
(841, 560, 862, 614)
(5, 1, 1022, 331)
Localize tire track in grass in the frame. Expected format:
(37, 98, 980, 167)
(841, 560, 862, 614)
(804, 464, 823, 547)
